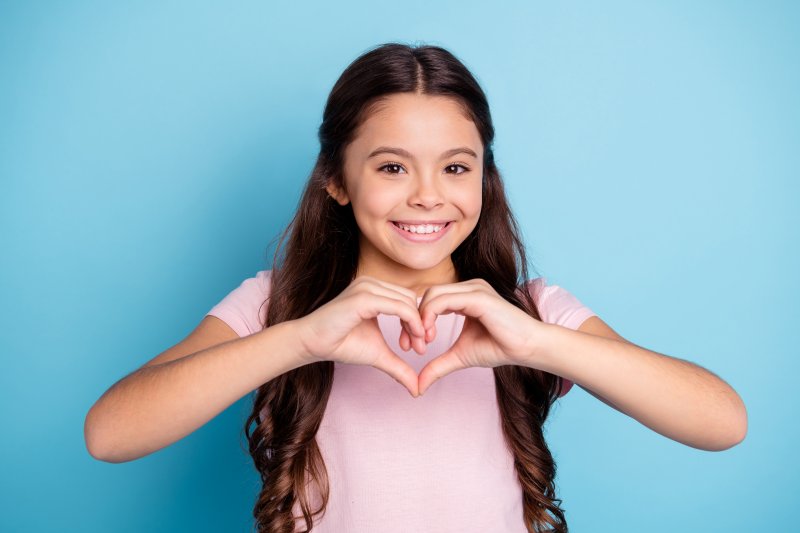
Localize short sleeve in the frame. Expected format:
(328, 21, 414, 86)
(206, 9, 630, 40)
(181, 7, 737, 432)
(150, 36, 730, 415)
(205, 270, 272, 338)
(527, 277, 597, 398)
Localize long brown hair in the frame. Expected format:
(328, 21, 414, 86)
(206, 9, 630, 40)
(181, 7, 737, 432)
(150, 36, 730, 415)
(245, 42, 568, 532)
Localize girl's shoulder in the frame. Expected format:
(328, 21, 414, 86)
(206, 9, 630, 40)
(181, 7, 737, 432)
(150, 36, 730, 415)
(525, 276, 597, 331)
(228, 269, 273, 298)
(253, 269, 273, 290)
(204, 269, 273, 338)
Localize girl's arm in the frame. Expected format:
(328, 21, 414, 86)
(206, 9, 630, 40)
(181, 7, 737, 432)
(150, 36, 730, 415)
(529, 316, 748, 451)
(84, 317, 313, 463)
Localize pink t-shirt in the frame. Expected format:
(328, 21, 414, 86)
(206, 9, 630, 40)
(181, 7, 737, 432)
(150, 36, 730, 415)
(206, 270, 596, 532)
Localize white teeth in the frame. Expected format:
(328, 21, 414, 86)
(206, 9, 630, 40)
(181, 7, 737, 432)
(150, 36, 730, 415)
(395, 222, 445, 234)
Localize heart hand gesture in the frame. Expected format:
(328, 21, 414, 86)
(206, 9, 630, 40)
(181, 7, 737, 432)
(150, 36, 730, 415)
(294, 276, 545, 397)
(406, 278, 545, 395)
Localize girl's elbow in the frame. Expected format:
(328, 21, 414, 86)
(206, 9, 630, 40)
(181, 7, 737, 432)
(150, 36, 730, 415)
(710, 423, 747, 451)
(728, 400, 749, 448)
(710, 396, 748, 451)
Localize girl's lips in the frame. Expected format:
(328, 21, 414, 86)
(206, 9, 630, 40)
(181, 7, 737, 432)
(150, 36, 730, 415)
(390, 221, 452, 243)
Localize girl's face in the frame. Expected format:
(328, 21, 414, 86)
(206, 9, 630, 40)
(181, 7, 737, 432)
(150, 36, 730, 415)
(327, 92, 484, 295)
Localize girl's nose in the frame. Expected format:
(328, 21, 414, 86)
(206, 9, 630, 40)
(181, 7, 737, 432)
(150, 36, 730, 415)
(408, 175, 444, 208)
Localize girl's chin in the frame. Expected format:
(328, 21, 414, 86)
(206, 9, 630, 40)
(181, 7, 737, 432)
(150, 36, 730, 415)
(392, 252, 454, 271)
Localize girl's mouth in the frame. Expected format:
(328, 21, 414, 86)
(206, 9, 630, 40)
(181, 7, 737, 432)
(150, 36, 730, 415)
(390, 221, 453, 242)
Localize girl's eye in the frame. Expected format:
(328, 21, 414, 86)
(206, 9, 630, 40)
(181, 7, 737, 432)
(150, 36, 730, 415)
(377, 162, 471, 175)
(378, 162, 406, 174)
(445, 163, 470, 175)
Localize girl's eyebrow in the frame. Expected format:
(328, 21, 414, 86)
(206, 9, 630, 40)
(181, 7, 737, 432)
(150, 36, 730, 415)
(367, 146, 478, 160)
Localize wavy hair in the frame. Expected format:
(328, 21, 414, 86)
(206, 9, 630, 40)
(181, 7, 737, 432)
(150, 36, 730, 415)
(244, 42, 568, 532)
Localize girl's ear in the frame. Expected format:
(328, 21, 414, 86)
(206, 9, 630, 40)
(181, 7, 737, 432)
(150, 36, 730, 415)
(325, 180, 350, 206)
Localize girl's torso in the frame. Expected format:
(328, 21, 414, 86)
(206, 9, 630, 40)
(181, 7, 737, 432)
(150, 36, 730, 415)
(206, 270, 596, 532)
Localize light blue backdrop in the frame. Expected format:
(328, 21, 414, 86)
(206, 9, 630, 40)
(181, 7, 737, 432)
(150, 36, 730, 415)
(1, 1, 797, 531)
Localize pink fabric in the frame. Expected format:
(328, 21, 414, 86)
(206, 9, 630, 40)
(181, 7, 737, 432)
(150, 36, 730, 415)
(206, 270, 596, 532)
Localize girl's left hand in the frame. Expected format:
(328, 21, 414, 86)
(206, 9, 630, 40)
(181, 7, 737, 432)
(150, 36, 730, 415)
(399, 279, 547, 395)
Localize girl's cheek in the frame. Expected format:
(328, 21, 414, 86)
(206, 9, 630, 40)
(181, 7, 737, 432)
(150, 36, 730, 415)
(450, 189, 482, 214)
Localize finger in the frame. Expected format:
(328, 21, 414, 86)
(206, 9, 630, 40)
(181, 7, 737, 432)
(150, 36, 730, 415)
(353, 292, 426, 340)
(420, 291, 489, 330)
(417, 350, 464, 395)
(357, 278, 430, 345)
(401, 321, 425, 349)
(399, 326, 428, 355)
(412, 332, 426, 355)
(373, 348, 420, 397)
(417, 283, 475, 315)
(372, 294, 425, 338)
(353, 292, 426, 356)
(356, 277, 420, 313)
(399, 327, 409, 351)
(425, 323, 437, 343)
(398, 313, 428, 348)
(367, 277, 420, 303)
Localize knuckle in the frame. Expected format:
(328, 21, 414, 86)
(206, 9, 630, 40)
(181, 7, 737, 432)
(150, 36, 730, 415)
(354, 275, 375, 289)
(350, 291, 369, 307)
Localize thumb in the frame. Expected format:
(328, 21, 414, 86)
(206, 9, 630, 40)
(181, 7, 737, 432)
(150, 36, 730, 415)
(372, 343, 420, 398)
(417, 349, 464, 396)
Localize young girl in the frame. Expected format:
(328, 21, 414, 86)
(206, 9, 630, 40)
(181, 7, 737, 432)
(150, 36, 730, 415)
(85, 42, 748, 532)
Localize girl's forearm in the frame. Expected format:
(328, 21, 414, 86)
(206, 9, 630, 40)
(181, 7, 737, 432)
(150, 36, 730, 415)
(84, 320, 311, 463)
(527, 323, 748, 451)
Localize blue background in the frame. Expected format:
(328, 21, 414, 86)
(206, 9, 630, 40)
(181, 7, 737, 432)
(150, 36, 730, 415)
(1, 1, 797, 531)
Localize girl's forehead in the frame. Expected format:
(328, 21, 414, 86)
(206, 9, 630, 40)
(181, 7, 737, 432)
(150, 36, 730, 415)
(362, 93, 472, 125)
(351, 98, 481, 155)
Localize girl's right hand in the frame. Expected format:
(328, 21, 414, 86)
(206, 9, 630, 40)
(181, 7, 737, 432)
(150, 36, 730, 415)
(294, 276, 427, 397)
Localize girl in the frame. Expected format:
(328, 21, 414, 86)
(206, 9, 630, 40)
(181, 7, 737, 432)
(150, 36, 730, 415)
(85, 43, 748, 532)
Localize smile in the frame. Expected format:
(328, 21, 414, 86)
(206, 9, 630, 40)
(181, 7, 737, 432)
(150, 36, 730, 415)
(390, 221, 452, 242)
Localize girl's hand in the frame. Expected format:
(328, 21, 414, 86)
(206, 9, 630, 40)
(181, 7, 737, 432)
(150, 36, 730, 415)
(409, 278, 546, 395)
(294, 276, 428, 397)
